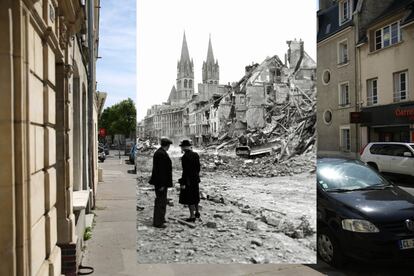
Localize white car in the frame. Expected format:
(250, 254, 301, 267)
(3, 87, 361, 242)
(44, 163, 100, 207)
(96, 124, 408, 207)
(359, 142, 414, 177)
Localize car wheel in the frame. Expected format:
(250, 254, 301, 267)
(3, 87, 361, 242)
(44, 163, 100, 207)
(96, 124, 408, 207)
(317, 227, 345, 267)
(367, 162, 378, 171)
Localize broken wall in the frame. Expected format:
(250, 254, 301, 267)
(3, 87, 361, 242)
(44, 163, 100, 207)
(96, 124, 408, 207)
(217, 96, 232, 134)
(246, 85, 266, 129)
(246, 107, 266, 129)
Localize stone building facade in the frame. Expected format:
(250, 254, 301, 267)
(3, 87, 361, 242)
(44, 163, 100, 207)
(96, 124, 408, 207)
(317, 0, 414, 157)
(0, 0, 101, 275)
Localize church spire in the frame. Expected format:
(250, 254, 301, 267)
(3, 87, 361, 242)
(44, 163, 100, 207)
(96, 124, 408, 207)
(206, 34, 215, 64)
(202, 34, 219, 84)
(176, 31, 194, 104)
(180, 32, 191, 64)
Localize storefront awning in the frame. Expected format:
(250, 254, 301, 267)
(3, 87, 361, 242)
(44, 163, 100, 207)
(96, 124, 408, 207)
(359, 101, 414, 126)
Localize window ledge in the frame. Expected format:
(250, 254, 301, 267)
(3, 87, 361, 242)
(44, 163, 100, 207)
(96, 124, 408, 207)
(73, 190, 90, 211)
(369, 40, 404, 54)
(337, 61, 349, 68)
(339, 19, 351, 27)
(338, 104, 352, 109)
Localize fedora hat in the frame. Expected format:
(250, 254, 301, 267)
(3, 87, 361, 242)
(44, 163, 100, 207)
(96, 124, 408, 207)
(179, 139, 192, 147)
(160, 137, 173, 146)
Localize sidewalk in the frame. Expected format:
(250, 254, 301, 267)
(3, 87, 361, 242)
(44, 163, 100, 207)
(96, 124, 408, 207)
(82, 153, 137, 276)
(82, 152, 323, 276)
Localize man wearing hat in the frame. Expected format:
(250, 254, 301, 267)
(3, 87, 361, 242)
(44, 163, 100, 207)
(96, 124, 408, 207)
(149, 137, 173, 228)
(178, 139, 201, 222)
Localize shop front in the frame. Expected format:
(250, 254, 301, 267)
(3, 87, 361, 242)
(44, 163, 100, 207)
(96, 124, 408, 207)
(360, 101, 414, 143)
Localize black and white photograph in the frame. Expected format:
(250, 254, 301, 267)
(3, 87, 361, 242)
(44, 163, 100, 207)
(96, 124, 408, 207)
(136, 0, 318, 264)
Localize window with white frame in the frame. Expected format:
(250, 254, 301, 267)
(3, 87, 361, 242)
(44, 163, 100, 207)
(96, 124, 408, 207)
(339, 82, 350, 106)
(340, 126, 351, 152)
(338, 40, 348, 64)
(374, 21, 401, 51)
(339, 0, 352, 25)
(393, 71, 408, 102)
(367, 78, 378, 106)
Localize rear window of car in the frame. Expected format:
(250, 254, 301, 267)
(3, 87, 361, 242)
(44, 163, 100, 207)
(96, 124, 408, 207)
(410, 144, 414, 151)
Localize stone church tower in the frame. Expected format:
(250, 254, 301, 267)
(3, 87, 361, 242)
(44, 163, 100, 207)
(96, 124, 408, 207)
(175, 32, 194, 104)
(202, 35, 219, 84)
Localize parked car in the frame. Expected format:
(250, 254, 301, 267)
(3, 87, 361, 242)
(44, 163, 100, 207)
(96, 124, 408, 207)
(129, 144, 136, 164)
(98, 146, 106, 162)
(99, 143, 109, 155)
(317, 158, 414, 267)
(360, 142, 414, 177)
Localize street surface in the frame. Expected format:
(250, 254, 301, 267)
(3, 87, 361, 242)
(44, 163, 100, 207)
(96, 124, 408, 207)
(82, 150, 323, 275)
(136, 147, 317, 264)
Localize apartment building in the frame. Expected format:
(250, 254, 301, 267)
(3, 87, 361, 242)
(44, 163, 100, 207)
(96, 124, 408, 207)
(317, 0, 413, 157)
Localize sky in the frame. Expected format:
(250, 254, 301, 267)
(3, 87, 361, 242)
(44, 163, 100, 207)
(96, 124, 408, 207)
(97, 0, 136, 108)
(137, 0, 318, 121)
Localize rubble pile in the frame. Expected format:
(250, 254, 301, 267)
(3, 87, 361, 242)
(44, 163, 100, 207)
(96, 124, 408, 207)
(263, 88, 316, 162)
(209, 85, 316, 171)
(200, 149, 315, 178)
(137, 140, 157, 155)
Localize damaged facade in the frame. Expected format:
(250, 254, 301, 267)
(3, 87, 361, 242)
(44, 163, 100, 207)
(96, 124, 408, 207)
(143, 35, 316, 147)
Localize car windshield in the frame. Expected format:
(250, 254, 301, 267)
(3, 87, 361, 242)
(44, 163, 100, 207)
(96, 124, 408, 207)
(317, 161, 389, 192)
(410, 144, 414, 151)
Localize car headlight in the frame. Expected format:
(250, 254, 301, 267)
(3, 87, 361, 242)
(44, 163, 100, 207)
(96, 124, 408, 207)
(341, 219, 379, 233)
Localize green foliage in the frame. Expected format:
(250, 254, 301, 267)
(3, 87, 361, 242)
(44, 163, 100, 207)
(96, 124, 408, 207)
(84, 226, 92, 241)
(98, 98, 136, 137)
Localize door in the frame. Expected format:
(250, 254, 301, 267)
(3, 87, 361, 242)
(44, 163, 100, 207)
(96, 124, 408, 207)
(369, 144, 392, 172)
(388, 144, 414, 176)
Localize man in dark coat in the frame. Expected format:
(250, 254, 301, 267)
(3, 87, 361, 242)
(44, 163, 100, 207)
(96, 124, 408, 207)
(178, 139, 201, 222)
(149, 137, 173, 228)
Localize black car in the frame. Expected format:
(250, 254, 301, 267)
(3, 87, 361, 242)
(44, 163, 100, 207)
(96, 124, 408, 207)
(317, 158, 414, 267)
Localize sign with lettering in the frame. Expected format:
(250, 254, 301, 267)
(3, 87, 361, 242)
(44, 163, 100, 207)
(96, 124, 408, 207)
(360, 102, 414, 126)
(395, 107, 414, 121)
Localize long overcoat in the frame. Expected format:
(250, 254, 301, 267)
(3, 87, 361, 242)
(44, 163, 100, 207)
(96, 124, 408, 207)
(179, 150, 201, 205)
(149, 147, 173, 190)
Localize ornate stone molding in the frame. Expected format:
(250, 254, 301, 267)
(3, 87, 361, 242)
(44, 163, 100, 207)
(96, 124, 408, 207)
(59, 16, 68, 50)
(64, 64, 73, 79)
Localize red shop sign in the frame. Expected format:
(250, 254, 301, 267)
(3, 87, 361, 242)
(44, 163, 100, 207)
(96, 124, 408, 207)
(99, 128, 106, 137)
(395, 107, 414, 121)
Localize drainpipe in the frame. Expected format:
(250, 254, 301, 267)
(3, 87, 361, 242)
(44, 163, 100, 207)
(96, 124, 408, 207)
(87, 0, 95, 208)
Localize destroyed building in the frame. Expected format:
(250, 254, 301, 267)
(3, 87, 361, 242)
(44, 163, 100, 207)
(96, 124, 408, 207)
(142, 37, 316, 149)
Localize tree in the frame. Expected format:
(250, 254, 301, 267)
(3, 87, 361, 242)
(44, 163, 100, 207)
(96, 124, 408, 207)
(98, 98, 136, 138)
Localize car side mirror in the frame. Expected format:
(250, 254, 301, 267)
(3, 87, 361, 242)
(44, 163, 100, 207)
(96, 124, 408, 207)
(403, 152, 413, 157)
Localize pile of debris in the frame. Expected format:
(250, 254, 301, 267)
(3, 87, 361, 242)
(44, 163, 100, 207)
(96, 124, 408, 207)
(262, 86, 316, 162)
(137, 140, 158, 155)
(200, 149, 315, 178)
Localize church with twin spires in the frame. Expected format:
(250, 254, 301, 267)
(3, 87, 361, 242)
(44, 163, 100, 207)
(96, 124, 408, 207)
(168, 32, 221, 105)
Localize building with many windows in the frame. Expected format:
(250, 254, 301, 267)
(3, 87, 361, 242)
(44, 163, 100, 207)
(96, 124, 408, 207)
(358, 0, 414, 145)
(317, 0, 414, 158)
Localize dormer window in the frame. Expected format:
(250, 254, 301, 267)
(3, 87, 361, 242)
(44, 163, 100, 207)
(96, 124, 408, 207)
(339, 0, 352, 25)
